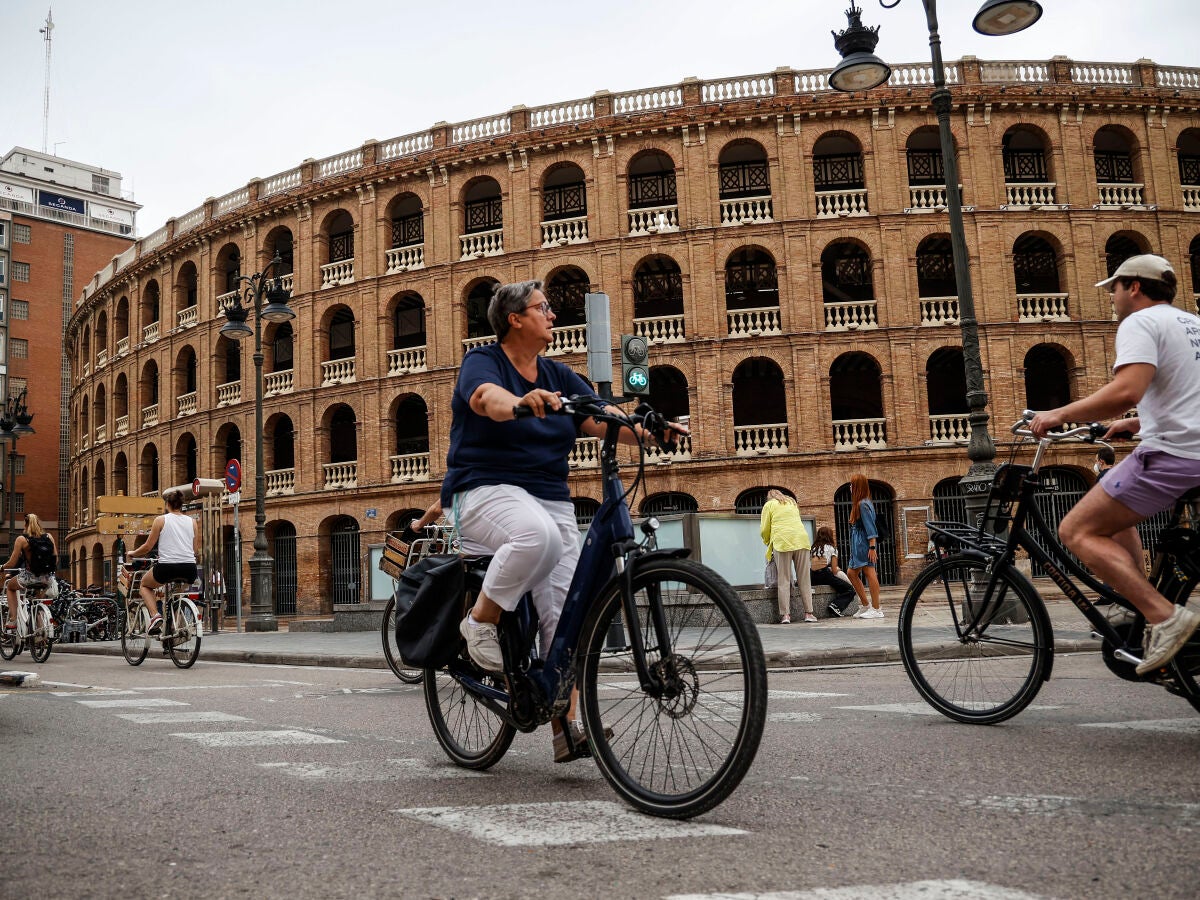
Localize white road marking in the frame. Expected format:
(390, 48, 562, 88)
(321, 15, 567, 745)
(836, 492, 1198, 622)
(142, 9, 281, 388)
(962, 793, 1200, 827)
(768, 712, 823, 724)
(259, 759, 487, 780)
(51, 689, 139, 697)
(171, 730, 345, 747)
(393, 800, 745, 846)
(665, 880, 1052, 899)
(766, 690, 849, 700)
(1079, 718, 1200, 734)
(835, 703, 1060, 716)
(116, 711, 251, 724)
(76, 698, 190, 709)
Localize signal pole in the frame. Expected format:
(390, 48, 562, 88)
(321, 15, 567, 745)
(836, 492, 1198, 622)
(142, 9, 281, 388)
(40, 10, 54, 154)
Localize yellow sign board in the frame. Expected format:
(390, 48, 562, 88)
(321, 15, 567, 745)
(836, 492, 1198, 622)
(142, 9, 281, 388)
(95, 515, 156, 535)
(96, 495, 163, 515)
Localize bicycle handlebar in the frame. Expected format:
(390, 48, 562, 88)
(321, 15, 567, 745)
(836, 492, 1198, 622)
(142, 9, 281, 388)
(512, 395, 684, 453)
(1010, 409, 1106, 442)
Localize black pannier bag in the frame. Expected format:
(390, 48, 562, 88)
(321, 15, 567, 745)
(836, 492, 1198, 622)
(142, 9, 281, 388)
(393, 554, 466, 669)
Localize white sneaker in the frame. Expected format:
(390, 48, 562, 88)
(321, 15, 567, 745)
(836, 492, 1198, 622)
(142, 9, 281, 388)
(862, 607, 885, 620)
(459, 615, 504, 672)
(1136, 604, 1200, 675)
(852, 604, 871, 618)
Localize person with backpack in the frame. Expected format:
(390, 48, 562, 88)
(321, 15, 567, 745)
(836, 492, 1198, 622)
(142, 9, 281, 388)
(3, 513, 58, 630)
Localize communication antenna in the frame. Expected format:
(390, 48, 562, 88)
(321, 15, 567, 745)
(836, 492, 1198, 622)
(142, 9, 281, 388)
(39, 9, 55, 153)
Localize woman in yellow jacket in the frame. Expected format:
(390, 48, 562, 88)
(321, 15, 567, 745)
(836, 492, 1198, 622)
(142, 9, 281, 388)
(760, 489, 814, 624)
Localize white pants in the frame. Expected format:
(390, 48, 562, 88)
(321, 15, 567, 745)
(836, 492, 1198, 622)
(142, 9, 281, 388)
(452, 484, 580, 657)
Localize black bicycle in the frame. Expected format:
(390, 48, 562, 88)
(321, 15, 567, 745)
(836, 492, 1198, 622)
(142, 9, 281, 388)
(899, 411, 1200, 724)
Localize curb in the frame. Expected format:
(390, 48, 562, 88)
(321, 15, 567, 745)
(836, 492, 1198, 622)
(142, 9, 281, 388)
(0, 670, 41, 687)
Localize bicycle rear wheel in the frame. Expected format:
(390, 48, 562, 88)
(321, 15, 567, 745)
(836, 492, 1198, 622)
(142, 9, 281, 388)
(30, 604, 53, 663)
(122, 605, 149, 666)
(899, 554, 1052, 724)
(0, 603, 17, 660)
(578, 557, 768, 819)
(382, 597, 424, 684)
(167, 603, 201, 669)
(423, 666, 515, 769)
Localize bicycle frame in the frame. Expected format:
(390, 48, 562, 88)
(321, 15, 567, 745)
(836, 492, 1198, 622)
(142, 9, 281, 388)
(448, 400, 686, 730)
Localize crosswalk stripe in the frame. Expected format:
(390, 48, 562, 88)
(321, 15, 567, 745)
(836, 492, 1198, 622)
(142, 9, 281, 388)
(768, 712, 823, 723)
(76, 698, 190, 708)
(1079, 718, 1200, 734)
(171, 730, 345, 747)
(835, 702, 1060, 716)
(116, 711, 250, 724)
(665, 879, 1051, 899)
(51, 690, 139, 697)
(259, 759, 488, 780)
(393, 800, 745, 846)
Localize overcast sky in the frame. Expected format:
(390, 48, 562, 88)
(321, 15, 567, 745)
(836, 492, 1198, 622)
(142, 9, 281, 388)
(3, 0, 1197, 237)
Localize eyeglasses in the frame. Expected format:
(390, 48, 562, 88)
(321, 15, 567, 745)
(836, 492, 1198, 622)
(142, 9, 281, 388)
(524, 301, 553, 317)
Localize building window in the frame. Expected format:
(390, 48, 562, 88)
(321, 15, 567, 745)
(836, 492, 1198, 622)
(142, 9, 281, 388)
(10, 299, 28, 320)
(10, 338, 28, 359)
(13, 223, 31, 243)
(8, 377, 26, 395)
(12, 494, 24, 515)
(11, 262, 29, 282)
(92, 174, 111, 194)
(12, 455, 24, 477)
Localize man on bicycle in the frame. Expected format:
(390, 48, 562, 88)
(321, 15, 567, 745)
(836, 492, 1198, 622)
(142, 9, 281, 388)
(1030, 254, 1200, 674)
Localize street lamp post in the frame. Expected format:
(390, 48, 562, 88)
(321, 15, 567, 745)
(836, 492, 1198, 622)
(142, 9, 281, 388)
(220, 254, 294, 632)
(830, 0, 1042, 524)
(0, 389, 36, 550)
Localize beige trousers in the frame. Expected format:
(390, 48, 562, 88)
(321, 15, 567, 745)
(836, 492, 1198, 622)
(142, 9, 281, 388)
(774, 548, 813, 617)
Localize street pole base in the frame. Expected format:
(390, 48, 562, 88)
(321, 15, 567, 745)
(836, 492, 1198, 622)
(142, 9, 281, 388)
(244, 614, 280, 633)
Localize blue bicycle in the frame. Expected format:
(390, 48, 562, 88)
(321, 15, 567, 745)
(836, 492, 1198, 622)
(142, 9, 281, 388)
(422, 396, 768, 819)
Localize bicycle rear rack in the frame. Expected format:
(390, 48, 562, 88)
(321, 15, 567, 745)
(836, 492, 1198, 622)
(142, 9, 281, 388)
(926, 520, 1009, 558)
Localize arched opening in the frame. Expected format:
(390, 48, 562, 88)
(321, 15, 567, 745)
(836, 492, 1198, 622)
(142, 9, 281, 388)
(734, 486, 794, 515)
(215, 423, 243, 473)
(93, 383, 107, 429)
(269, 521, 298, 615)
(268, 321, 294, 373)
(640, 492, 699, 515)
(821, 241, 874, 303)
(267, 414, 295, 470)
(141, 280, 160, 330)
(391, 292, 427, 349)
(140, 443, 159, 496)
(175, 432, 198, 484)
(1190, 235, 1200, 295)
(543, 267, 590, 328)
(115, 296, 129, 343)
(647, 366, 690, 421)
(216, 335, 242, 387)
(1179, 129, 1200, 188)
(830, 353, 886, 448)
(1094, 126, 1137, 184)
(926, 347, 967, 415)
(724, 247, 778, 311)
(113, 452, 129, 497)
(465, 279, 498, 339)
(265, 226, 294, 276)
(325, 210, 355, 265)
(174, 345, 198, 406)
(327, 306, 356, 361)
(393, 395, 430, 456)
(327, 516, 362, 606)
(933, 477, 967, 526)
(572, 497, 600, 526)
(1003, 125, 1051, 183)
(215, 243, 241, 295)
(329, 405, 358, 464)
(732, 357, 787, 426)
(632, 256, 684, 319)
(139, 360, 159, 412)
(542, 164, 587, 222)
(114, 373, 128, 424)
(175, 261, 199, 316)
(95, 311, 108, 359)
(1104, 232, 1149, 278)
(1013, 234, 1062, 293)
(388, 193, 424, 249)
(463, 178, 502, 235)
(916, 235, 957, 298)
(717, 141, 770, 200)
(628, 150, 677, 209)
(906, 126, 950, 187)
(1024, 344, 1073, 411)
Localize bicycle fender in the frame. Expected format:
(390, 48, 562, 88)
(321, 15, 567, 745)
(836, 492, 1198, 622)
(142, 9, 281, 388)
(180, 598, 204, 638)
(631, 547, 692, 568)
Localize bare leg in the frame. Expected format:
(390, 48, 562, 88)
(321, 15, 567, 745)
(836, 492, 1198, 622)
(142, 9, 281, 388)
(846, 567, 870, 611)
(139, 572, 162, 619)
(1058, 487, 1174, 623)
(469, 591, 503, 625)
(862, 565, 881, 609)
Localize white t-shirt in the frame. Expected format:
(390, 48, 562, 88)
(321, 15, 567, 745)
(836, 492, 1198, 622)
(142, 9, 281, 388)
(1114, 303, 1200, 459)
(158, 512, 196, 564)
(811, 544, 838, 569)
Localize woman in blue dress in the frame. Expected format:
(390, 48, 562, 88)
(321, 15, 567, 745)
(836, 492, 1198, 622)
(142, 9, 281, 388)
(846, 473, 883, 619)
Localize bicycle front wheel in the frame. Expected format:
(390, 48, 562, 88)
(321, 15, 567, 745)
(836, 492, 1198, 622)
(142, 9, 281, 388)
(0, 603, 17, 660)
(382, 597, 424, 684)
(899, 554, 1052, 724)
(30, 604, 54, 663)
(579, 557, 768, 819)
(122, 605, 149, 666)
(167, 603, 201, 669)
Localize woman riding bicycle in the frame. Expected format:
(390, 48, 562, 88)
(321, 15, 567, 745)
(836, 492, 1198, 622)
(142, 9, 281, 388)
(127, 489, 199, 634)
(442, 279, 685, 760)
(3, 513, 57, 630)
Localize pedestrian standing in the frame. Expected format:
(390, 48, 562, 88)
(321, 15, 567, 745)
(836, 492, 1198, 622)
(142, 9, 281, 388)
(760, 489, 814, 623)
(845, 474, 883, 619)
(809, 526, 857, 615)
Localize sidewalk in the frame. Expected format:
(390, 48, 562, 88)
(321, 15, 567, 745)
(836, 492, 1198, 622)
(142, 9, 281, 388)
(51, 589, 1101, 671)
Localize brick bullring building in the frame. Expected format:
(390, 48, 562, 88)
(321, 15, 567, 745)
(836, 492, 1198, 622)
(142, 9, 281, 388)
(65, 56, 1200, 617)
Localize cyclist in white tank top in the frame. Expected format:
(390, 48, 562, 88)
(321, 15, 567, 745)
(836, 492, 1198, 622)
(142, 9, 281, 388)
(128, 489, 199, 634)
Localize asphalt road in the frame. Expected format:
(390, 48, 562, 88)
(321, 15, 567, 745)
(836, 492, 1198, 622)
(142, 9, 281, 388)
(2, 653, 1198, 900)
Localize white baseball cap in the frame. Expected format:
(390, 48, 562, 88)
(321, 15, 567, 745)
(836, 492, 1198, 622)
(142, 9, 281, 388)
(1095, 254, 1175, 288)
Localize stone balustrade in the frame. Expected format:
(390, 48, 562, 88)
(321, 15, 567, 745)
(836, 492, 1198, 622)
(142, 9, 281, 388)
(80, 434, 90, 451)
(81, 507, 90, 526)
(141, 403, 159, 428)
(82, 361, 91, 378)
(727, 306, 782, 337)
(541, 216, 589, 247)
(734, 424, 789, 456)
(142, 321, 159, 343)
(568, 438, 600, 469)
(1017, 292, 1070, 322)
(643, 434, 693, 464)
(542, 325, 585, 357)
(634, 314, 686, 344)
(1096, 183, 1145, 207)
(907, 185, 966, 210)
(323, 461, 358, 490)
(815, 189, 869, 218)
(176, 391, 198, 417)
(1005, 182, 1057, 207)
(279, 273, 294, 293)
(264, 369, 294, 397)
(215, 289, 239, 314)
(387, 347, 428, 375)
(321, 358, 356, 386)
(824, 300, 879, 331)
(95, 423, 106, 445)
(320, 259, 355, 288)
(719, 197, 773, 226)
(833, 418, 888, 451)
(116, 336, 130, 357)
(317, 148, 363, 179)
(929, 414, 970, 445)
(114, 414, 129, 438)
(459, 229, 504, 260)
(1183, 186, 1200, 211)
(389, 452, 431, 483)
(96, 349, 107, 369)
(217, 381, 241, 406)
(628, 205, 678, 236)
(177, 306, 198, 329)
(462, 335, 496, 352)
(920, 296, 960, 326)
(266, 468, 296, 497)
(385, 244, 425, 274)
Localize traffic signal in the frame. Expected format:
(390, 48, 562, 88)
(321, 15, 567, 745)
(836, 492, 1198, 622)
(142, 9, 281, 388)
(620, 334, 650, 397)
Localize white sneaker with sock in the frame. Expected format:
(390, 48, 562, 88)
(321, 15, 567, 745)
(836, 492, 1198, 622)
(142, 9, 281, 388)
(459, 614, 504, 672)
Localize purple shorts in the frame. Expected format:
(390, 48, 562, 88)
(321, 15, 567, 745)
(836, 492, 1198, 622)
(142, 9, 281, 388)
(1101, 444, 1200, 517)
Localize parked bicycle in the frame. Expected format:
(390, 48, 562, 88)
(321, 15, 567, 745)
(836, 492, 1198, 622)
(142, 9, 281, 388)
(417, 396, 767, 819)
(118, 560, 203, 669)
(380, 524, 454, 684)
(51, 580, 122, 643)
(899, 411, 1200, 724)
(0, 570, 55, 663)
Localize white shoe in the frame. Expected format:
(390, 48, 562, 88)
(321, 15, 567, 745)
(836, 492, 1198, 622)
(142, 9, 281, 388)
(852, 604, 871, 618)
(459, 615, 504, 672)
(1136, 604, 1200, 675)
(862, 607, 884, 619)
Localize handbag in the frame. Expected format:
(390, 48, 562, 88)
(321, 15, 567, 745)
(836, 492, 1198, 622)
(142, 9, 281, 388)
(764, 557, 778, 589)
(393, 554, 466, 669)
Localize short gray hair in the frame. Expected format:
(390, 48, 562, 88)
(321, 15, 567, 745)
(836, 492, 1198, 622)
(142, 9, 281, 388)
(488, 280, 543, 341)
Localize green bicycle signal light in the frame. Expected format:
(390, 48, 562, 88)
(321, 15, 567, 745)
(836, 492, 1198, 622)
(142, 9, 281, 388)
(620, 334, 651, 397)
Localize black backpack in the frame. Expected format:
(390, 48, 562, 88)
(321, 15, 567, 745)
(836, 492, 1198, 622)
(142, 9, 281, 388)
(27, 534, 56, 576)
